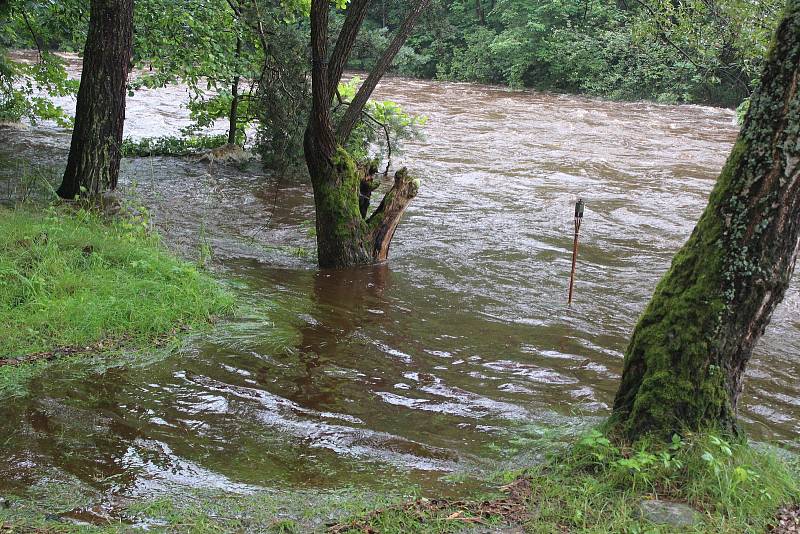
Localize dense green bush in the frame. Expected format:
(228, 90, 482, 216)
(358, 0, 783, 107)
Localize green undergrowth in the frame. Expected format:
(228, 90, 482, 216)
(516, 429, 799, 533)
(0, 204, 234, 390)
(121, 134, 229, 158)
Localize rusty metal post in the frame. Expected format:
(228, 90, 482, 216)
(568, 199, 584, 306)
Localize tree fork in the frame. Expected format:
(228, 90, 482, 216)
(336, 0, 432, 143)
(304, 0, 430, 268)
(608, 0, 800, 440)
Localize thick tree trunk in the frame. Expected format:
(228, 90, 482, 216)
(609, 1, 800, 440)
(57, 0, 133, 200)
(304, 142, 419, 269)
(304, 0, 428, 269)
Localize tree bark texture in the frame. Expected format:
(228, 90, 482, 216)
(58, 0, 133, 200)
(228, 37, 242, 146)
(304, 0, 429, 268)
(609, 0, 800, 440)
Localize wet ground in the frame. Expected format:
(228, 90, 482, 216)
(1, 54, 798, 515)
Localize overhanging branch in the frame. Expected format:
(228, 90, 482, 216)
(335, 0, 432, 144)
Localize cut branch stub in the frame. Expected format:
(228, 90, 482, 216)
(368, 167, 420, 261)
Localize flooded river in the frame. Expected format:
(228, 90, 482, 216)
(1, 57, 799, 512)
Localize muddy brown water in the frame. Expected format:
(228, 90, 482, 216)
(1, 58, 798, 512)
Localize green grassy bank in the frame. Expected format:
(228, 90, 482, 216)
(0, 204, 233, 392)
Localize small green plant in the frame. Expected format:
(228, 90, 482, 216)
(121, 134, 229, 157)
(736, 98, 751, 125)
(300, 218, 317, 238)
(524, 428, 800, 533)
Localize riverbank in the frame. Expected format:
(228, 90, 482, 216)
(0, 203, 234, 396)
(327, 430, 800, 533)
(0, 428, 797, 532)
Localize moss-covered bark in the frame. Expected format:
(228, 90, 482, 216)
(609, 0, 800, 440)
(307, 146, 419, 268)
(311, 147, 372, 268)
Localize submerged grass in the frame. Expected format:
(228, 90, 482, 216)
(0, 204, 234, 387)
(1, 430, 795, 533)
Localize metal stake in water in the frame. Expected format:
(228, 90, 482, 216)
(568, 199, 584, 306)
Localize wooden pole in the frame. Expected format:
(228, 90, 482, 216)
(568, 199, 584, 306)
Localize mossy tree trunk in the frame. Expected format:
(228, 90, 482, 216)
(305, 0, 429, 269)
(57, 0, 133, 200)
(609, 0, 800, 441)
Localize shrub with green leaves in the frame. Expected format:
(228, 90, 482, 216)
(121, 134, 230, 157)
(336, 76, 427, 168)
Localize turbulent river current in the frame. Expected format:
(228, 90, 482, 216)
(1, 54, 798, 513)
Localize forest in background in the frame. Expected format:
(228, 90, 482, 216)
(358, 0, 782, 108)
(0, 0, 785, 118)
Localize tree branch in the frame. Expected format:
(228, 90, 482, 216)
(330, 96, 393, 174)
(335, 0, 432, 144)
(306, 0, 336, 160)
(21, 9, 44, 61)
(360, 109, 392, 174)
(327, 0, 372, 102)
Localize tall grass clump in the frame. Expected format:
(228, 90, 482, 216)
(0, 204, 234, 357)
(522, 429, 799, 533)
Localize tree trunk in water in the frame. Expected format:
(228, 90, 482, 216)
(304, 140, 419, 269)
(57, 0, 133, 200)
(609, 1, 800, 441)
(304, 0, 429, 269)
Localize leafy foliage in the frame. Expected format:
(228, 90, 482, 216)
(121, 134, 230, 158)
(0, 2, 81, 124)
(336, 76, 427, 168)
(357, 0, 783, 106)
(523, 429, 800, 532)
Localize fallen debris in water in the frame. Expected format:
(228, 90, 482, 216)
(194, 143, 253, 165)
